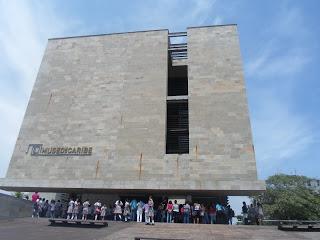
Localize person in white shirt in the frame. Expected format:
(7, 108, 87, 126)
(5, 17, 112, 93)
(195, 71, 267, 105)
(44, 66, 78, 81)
(114, 200, 123, 221)
(136, 201, 143, 222)
(172, 200, 180, 223)
(101, 204, 107, 220)
(72, 199, 80, 220)
(82, 200, 90, 221)
(67, 199, 74, 219)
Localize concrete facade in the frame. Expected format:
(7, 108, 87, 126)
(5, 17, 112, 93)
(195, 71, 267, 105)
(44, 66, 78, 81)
(188, 26, 258, 182)
(0, 25, 265, 196)
(0, 193, 33, 218)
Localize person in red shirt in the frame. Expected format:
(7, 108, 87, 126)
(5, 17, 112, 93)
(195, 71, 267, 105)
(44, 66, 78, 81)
(166, 201, 173, 223)
(31, 192, 40, 202)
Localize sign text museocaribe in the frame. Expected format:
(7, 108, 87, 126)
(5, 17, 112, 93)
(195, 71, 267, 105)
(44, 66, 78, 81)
(26, 144, 93, 156)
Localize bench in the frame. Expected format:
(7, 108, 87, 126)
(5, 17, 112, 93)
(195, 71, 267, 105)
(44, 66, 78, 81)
(48, 218, 108, 227)
(134, 238, 186, 240)
(267, 220, 320, 232)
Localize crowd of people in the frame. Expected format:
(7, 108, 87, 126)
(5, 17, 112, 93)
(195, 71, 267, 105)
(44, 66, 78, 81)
(241, 201, 264, 225)
(31, 192, 237, 225)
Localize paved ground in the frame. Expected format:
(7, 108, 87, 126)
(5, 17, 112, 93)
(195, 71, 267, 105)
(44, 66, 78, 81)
(0, 218, 319, 240)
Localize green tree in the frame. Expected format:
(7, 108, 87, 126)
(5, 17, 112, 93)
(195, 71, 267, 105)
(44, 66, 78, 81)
(252, 174, 320, 220)
(13, 192, 23, 199)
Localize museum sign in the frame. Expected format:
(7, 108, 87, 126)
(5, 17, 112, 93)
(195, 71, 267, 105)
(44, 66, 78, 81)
(26, 144, 93, 156)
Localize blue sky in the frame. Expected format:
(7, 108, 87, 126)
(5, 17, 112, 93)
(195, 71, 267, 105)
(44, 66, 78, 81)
(0, 0, 319, 185)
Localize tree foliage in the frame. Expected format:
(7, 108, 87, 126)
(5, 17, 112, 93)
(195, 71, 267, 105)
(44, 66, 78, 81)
(253, 174, 320, 220)
(13, 192, 23, 199)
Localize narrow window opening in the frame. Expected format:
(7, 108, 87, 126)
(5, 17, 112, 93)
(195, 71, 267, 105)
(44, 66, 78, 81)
(168, 65, 188, 96)
(166, 100, 189, 154)
(166, 31, 189, 154)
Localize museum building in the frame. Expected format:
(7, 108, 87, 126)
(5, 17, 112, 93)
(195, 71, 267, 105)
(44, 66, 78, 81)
(0, 25, 265, 203)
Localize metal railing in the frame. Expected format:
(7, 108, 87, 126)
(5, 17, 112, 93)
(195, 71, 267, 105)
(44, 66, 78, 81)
(168, 32, 187, 60)
(263, 219, 320, 225)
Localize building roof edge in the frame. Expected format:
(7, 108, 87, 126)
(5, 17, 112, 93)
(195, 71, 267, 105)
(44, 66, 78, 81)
(48, 28, 169, 41)
(48, 24, 238, 41)
(187, 24, 237, 29)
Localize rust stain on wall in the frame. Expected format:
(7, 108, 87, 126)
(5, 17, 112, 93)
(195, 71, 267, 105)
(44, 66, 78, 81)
(47, 93, 53, 109)
(139, 153, 143, 180)
(195, 144, 198, 161)
(95, 160, 100, 178)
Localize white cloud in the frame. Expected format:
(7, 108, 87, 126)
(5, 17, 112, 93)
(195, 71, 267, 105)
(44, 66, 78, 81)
(103, 0, 222, 32)
(0, 0, 222, 180)
(244, 4, 315, 178)
(268, 6, 309, 40)
(0, 1, 43, 96)
(0, 99, 24, 177)
(212, 16, 223, 25)
(186, 0, 217, 25)
(246, 5, 310, 79)
(0, 1, 79, 96)
(252, 96, 313, 176)
(246, 48, 310, 78)
(0, 0, 79, 178)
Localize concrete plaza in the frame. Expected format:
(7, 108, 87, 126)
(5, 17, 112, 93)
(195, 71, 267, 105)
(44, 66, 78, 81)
(0, 218, 318, 240)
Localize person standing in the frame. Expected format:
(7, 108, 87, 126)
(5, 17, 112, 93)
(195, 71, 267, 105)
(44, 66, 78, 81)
(143, 201, 150, 225)
(242, 201, 248, 225)
(226, 205, 234, 225)
(215, 202, 223, 224)
(248, 204, 255, 225)
(183, 202, 191, 224)
(38, 198, 44, 217)
(37, 198, 42, 217)
(106, 204, 113, 220)
(94, 200, 102, 220)
(101, 204, 107, 220)
(130, 199, 137, 221)
(72, 199, 80, 220)
(156, 204, 162, 222)
(31, 192, 40, 203)
(200, 204, 206, 223)
(89, 204, 95, 220)
(166, 200, 173, 223)
(172, 200, 179, 223)
(82, 199, 90, 221)
(114, 200, 123, 221)
(136, 200, 143, 223)
(49, 200, 55, 218)
(32, 199, 40, 218)
(209, 203, 216, 224)
(256, 203, 264, 225)
(67, 199, 74, 219)
(204, 205, 210, 224)
(160, 200, 167, 222)
(223, 204, 229, 224)
(193, 202, 200, 224)
(42, 200, 49, 218)
(123, 199, 131, 222)
(148, 196, 155, 225)
(54, 200, 62, 218)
